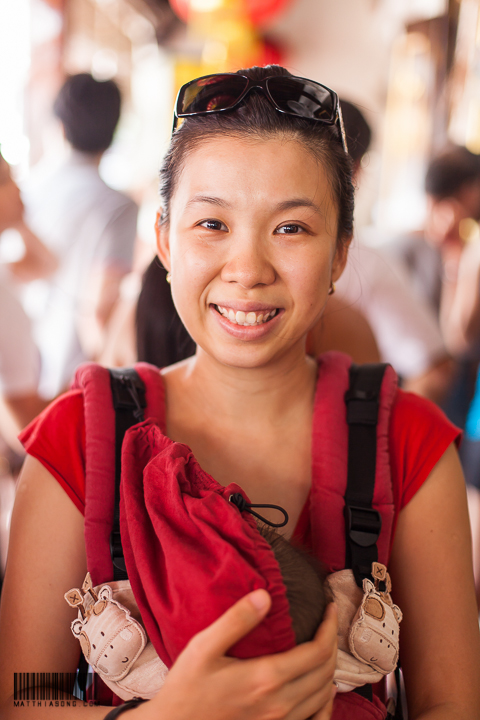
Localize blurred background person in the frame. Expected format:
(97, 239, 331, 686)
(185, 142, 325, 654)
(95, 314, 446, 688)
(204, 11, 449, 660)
(389, 146, 480, 317)
(23, 73, 138, 399)
(0, 149, 55, 587)
(308, 100, 454, 404)
(386, 146, 480, 425)
(0, 150, 53, 444)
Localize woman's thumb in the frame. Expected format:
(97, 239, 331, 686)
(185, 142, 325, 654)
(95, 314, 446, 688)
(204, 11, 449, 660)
(193, 589, 271, 660)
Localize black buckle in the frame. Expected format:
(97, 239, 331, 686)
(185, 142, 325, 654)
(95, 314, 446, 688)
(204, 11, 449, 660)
(344, 388, 378, 425)
(345, 505, 382, 547)
(109, 530, 126, 572)
(111, 374, 146, 410)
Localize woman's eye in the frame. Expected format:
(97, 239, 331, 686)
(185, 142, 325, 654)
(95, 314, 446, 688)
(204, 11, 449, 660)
(275, 224, 305, 235)
(199, 219, 227, 231)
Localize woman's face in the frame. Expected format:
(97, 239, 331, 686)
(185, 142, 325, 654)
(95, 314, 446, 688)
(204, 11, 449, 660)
(157, 136, 349, 369)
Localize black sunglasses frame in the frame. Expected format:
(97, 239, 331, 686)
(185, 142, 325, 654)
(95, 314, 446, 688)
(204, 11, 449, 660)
(172, 72, 348, 154)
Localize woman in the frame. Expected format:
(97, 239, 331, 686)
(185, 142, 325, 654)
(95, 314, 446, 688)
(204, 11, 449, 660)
(0, 65, 479, 720)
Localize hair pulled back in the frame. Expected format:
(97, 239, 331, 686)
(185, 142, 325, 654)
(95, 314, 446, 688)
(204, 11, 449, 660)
(159, 65, 354, 245)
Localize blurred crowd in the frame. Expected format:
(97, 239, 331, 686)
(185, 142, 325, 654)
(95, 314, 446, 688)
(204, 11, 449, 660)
(1, 71, 480, 607)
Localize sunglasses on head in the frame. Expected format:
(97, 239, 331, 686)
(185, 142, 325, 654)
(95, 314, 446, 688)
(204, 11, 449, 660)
(172, 72, 348, 154)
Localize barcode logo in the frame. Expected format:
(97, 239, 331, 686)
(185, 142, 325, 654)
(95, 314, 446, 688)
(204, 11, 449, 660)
(14, 673, 78, 700)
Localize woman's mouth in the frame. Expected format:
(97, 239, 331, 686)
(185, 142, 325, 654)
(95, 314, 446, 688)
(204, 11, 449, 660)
(213, 305, 279, 326)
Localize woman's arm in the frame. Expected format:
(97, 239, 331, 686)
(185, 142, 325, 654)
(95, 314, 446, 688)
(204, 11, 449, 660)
(0, 457, 93, 716)
(0, 457, 338, 720)
(7, 220, 58, 282)
(389, 443, 480, 719)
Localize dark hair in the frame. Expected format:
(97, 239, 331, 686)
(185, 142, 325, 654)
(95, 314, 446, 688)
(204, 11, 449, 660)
(425, 146, 480, 199)
(54, 73, 121, 153)
(136, 258, 196, 367)
(340, 99, 372, 166)
(159, 65, 354, 246)
(259, 525, 328, 644)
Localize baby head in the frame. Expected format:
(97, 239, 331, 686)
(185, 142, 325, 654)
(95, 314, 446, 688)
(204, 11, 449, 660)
(258, 525, 329, 644)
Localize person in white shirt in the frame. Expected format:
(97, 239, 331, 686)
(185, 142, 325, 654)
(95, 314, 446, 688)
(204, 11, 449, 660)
(0, 150, 53, 442)
(0, 150, 55, 581)
(328, 101, 453, 402)
(24, 73, 138, 398)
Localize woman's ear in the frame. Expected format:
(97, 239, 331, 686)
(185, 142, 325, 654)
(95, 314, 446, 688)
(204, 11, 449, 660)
(155, 209, 171, 271)
(331, 235, 352, 282)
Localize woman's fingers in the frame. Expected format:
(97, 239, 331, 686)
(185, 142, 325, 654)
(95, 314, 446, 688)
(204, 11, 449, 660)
(284, 658, 335, 708)
(269, 602, 338, 684)
(314, 602, 338, 642)
(188, 589, 272, 660)
(310, 694, 335, 720)
(287, 684, 335, 720)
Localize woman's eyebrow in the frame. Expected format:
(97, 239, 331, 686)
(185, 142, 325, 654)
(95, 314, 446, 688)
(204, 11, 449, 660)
(274, 198, 321, 214)
(184, 196, 321, 214)
(185, 194, 230, 209)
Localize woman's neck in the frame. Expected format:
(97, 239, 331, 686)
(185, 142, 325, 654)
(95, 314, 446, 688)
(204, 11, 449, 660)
(171, 343, 317, 429)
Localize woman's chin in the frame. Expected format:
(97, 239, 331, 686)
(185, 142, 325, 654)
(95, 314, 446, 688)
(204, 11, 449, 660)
(198, 335, 306, 372)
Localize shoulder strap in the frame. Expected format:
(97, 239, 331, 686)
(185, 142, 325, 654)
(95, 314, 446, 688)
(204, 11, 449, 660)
(344, 363, 387, 588)
(109, 368, 147, 581)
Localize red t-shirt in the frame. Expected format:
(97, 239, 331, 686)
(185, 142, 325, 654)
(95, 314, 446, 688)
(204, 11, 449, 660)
(20, 387, 460, 540)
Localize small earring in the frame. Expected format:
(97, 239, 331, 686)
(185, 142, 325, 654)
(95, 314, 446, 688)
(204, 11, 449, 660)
(166, 271, 172, 284)
(328, 281, 336, 295)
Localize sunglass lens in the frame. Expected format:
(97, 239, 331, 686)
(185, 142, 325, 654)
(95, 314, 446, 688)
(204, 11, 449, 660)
(267, 78, 334, 121)
(177, 75, 249, 115)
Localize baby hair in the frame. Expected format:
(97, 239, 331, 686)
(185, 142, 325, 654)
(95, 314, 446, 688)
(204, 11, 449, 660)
(258, 524, 330, 644)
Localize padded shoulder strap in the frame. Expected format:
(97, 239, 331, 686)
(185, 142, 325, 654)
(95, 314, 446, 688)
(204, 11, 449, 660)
(72, 361, 166, 586)
(309, 352, 397, 576)
(344, 363, 387, 588)
(109, 368, 147, 581)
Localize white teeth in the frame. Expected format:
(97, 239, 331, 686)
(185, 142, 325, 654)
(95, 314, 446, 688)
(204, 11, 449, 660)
(216, 306, 277, 326)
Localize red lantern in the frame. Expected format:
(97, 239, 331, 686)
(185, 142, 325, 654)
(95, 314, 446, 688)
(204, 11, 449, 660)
(169, 0, 292, 26)
(244, 0, 292, 26)
(257, 37, 285, 67)
(169, 0, 189, 22)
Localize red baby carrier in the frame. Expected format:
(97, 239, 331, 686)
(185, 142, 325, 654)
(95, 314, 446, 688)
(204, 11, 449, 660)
(71, 351, 399, 720)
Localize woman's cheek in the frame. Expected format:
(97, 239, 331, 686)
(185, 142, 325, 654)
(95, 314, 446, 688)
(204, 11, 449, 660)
(282, 253, 331, 308)
(169, 256, 215, 335)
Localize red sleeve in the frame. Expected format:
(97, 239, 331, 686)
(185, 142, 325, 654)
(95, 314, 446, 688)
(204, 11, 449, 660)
(389, 389, 461, 514)
(18, 390, 87, 515)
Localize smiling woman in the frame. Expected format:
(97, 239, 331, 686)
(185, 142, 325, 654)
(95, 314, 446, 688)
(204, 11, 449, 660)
(157, 136, 346, 371)
(0, 65, 479, 720)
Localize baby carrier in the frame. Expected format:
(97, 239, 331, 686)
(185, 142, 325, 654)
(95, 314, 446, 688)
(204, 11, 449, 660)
(67, 351, 402, 720)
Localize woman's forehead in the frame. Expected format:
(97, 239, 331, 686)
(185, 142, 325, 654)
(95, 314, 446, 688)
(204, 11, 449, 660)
(174, 135, 333, 211)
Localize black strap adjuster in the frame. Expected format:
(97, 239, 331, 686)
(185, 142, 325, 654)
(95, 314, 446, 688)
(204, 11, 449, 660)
(109, 530, 127, 573)
(108, 368, 147, 581)
(344, 388, 379, 425)
(345, 505, 382, 547)
(110, 370, 146, 420)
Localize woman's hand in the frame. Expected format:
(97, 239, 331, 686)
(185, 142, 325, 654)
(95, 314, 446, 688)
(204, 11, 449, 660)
(144, 590, 338, 720)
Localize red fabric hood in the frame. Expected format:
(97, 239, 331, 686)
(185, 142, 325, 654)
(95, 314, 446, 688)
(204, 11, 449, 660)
(119, 421, 296, 667)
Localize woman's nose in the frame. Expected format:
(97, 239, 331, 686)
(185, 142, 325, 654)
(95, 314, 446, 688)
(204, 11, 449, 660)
(220, 236, 276, 288)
